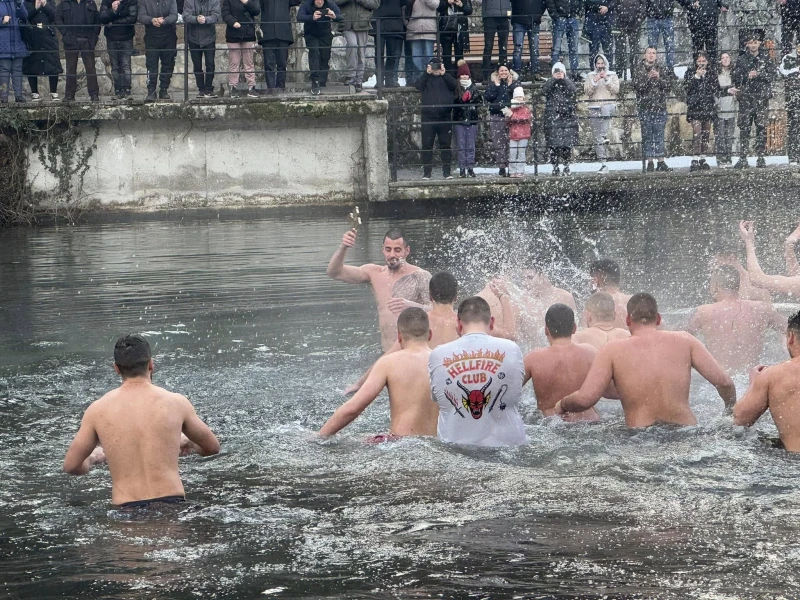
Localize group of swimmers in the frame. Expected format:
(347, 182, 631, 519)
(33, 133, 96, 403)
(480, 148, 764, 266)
(64, 218, 800, 507)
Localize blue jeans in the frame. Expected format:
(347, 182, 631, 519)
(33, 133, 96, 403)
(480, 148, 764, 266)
(0, 58, 23, 101)
(409, 39, 434, 83)
(512, 22, 540, 73)
(646, 17, 675, 68)
(585, 14, 613, 67)
(552, 17, 579, 72)
(640, 110, 667, 159)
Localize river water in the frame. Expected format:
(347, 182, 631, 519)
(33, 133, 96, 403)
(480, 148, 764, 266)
(2, 194, 800, 599)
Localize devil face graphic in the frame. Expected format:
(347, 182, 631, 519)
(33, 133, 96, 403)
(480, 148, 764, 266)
(459, 378, 492, 419)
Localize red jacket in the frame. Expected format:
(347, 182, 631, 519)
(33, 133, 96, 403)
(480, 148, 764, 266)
(508, 104, 532, 141)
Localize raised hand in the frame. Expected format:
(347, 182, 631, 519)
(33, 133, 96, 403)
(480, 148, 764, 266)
(341, 228, 357, 248)
(738, 220, 755, 244)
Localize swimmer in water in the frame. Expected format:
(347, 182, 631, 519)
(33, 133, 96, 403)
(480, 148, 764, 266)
(572, 291, 631, 350)
(555, 293, 736, 427)
(320, 308, 439, 438)
(63, 335, 220, 507)
(739, 220, 800, 297)
(327, 226, 431, 351)
(587, 259, 631, 328)
(505, 268, 576, 347)
(476, 276, 519, 340)
(524, 303, 615, 422)
(709, 250, 771, 303)
(688, 266, 786, 374)
(734, 311, 800, 452)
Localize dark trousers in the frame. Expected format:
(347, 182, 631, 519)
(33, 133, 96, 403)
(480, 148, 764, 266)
(689, 23, 717, 62)
(787, 105, 800, 161)
(375, 34, 402, 86)
(307, 34, 332, 85)
(189, 41, 215, 93)
(714, 117, 735, 162)
(738, 100, 768, 157)
(145, 33, 177, 91)
(28, 75, 58, 94)
(782, 16, 800, 57)
(64, 39, 99, 99)
(588, 19, 613, 68)
(440, 31, 463, 75)
(614, 27, 640, 78)
(421, 118, 452, 176)
(262, 39, 290, 88)
(549, 146, 571, 165)
(482, 16, 509, 78)
(108, 38, 133, 92)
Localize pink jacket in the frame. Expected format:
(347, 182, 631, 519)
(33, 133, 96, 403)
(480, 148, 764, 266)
(508, 104, 532, 141)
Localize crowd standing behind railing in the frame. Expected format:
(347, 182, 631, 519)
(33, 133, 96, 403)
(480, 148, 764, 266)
(0, 0, 799, 178)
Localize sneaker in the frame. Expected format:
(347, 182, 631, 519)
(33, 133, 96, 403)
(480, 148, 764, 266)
(499, 167, 506, 177)
(552, 165, 560, 176)
(656, 161, 672, 172)
(690, 159, 700, 172)
(646, 160, 654, 172)
(598, 164, 608, 173)
(459, 168, 466, 178)
(734, 157, 749, 169)
(229, 87, 239, 98)
(790, 161, 799, 166)
(422, 175, 431, 180)
(196, 92, 206, 99)
(31, 92, 41, 101)
(50, 92, 59, 100)
(467, 168, 476, 177)
(247, 87, 259, 98)
(354, 83, 362, 92)
(14, 96, 26, 103)
(62, 96, 75, 103)
(311, 81, 321, 95)
(756, 156, 766, 168)
(145, 90, 157, 103)
(158, 89, 170, 100)
(562, 165, 571, 175)
(601, 136, 610, 145)
(700, 158, 710, 170)
(444, 173, 453, 180)
(204, 89, 216, 98)
(90, 95, 99, 103)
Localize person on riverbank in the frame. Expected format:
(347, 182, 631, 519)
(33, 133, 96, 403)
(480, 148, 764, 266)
(63, 335, 220, 507)
(588, 259, 631, 328)
(23, 0, 62, 101)
(634, 46, 672, 172)
(438, 0, 472, 76)
(739, 220, 800, 296)
(415, 58, 457, 180)
(646, 0, 676, 72)
(100, 0, 138, 100)
(584, 53, 619, 174)
(554, 293, 736, 427)
(337, 0, 379, 91)
(372, 0, 405, 87)
(572, 291, 630, 350)
(511, 0, 544, 80)
(222, 0, 260, 97)
(734, 311, 800, 452)
(481, 0, 511, 80)
(258, 0, 300, 93)
(733, 30, 775, 169)
(297, 0, 341, 95)
(614, 0, 646, 80)
(430, 296, 528, 446)
(321, 308, 439, 438)
(138, 0, 179, 102)
(543, 61, 578, 176)
(406, 0, 439, 84)
(583, 0, 613, 76)
(453, 59, 481, 178)
(546, 0, 581, 79)
(484, 64, 521, 177)
(506, 86, 531, 178)
(56, 0, 101, 103)
(714, 51, 737, 168)
(0, 0, 29, 103)
(183, 0, 220, 98)
(524, 303, 605, 421)
(688, 266, 786, 375)
(327, 226, 432, 351)
(685, 51, 716, 171)
(677, 0, 727, 63)
(780, 41, 800, 166)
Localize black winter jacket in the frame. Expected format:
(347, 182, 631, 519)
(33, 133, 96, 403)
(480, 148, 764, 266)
(222, 0, 260, 42)
(510, 0, 543, 25)
(545, 0, 581, 18)
(371, 0, 405, 36)
(633, 59, 671, 111)
(296, 0, 341, 37)
(22, 0, 62, 75)
(437, 0, 471, 33)
(55, 0, 101, 48)
(684, 65, 717, 121)
(645, 0, 673, 19)
(614, 0, 644, 30)
(415, 71, 458, 120)
(138, 0, 178, 35)
(453, 82, 482, 123)
(259, 0, 300, 42)
(677, 0, 725, 28)
(733, 49, 776, 104)
(483, 70, 521, 114)
(99, 0, 138, 41)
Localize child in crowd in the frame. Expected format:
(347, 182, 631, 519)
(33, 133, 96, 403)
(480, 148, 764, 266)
(715, 52, 737, 168)
(453, 60, 482, 178)
(503, 87, 532, 178)
(543, 62, 578, 176)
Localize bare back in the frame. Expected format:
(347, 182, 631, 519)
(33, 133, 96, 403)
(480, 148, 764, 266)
(763, 360, 800, 451)
(572, 325, 630, 351)
(516, 287, 577, 347)
(383, 348, 439, 436)
(607, 290, 632, 328)
(525, 343, 600, 421)
(428, 307, 458, 348)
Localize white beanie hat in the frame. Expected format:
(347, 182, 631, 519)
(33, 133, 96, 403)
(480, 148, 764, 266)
(513, 87, 525, 99)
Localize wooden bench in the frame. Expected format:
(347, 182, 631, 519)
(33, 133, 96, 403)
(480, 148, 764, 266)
(462, 31, 553, 65)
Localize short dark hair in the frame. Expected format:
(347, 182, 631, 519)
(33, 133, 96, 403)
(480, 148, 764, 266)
(545, 303, 575, 338)
(590, 259, 621, 286)
(384, 228, 407, 246)
(429, 271, 458, 304)
(627, 293, 659, 324)
(114, 334, 152, 378)
(397, 307, 429, 339)
(789, 311, 800, 334)
(457, 296, 492, 325)
(585, 291, 616, 322)
(712, 265, 740, 292)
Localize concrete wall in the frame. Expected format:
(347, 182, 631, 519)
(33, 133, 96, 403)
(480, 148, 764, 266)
(26, 97, 389, 208)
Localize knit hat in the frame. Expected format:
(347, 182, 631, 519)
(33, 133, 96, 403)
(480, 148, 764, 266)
(552, 61, 566, 75)
(513, 87, 525, 99)
(457, 59, 471, 78)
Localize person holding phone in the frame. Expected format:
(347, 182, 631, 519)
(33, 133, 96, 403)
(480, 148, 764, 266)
(685, 50, 716, 171)
(415, 57, 457, 180)
(584, 53, 619, 173)
(297, 0, 341, 95)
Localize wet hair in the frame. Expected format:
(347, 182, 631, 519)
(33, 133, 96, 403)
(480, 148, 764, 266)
(397, 307, 429, 340)
(627, 293, 659, 324)
(712, 265, 740, 292)
(384, 228, 408, 246)
(545, 303, 575, 338)
(585, 291, 616, 322)
(590, 259, 621, 286)
(114, 334, 152, 378)
(788, 311, 800, 335)
(457, 296, 492, 325)
(429, 271, 458, 304)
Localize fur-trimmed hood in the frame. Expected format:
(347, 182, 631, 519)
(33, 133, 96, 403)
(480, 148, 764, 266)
(490, 68, 520, 85)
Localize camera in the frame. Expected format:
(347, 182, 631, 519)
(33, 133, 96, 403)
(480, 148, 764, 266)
(429, 59, 443, 71)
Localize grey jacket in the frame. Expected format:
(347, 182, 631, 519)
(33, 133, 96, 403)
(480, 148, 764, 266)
(337, 0, 380, 31)
(482, 0, 511, 17)
(405, 0, 438, 39)
(183, 0, 220, 45)
(138, 0, 178, 33)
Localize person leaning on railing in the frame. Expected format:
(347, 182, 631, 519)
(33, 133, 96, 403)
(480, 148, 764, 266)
(99, 0, 139, 100)
(780, 40, 800, 166)
(258, 0, 300, 93)
(371, 0, 406, 88)
(584, 52, 619, 173)
(22, 0, 62, 101)
(55, 0, 101, 102)
(138, 0, 179, 102)
(222, 0, 260, 97)
(0, 0, 29, 103)
(337, 0, 379, 91)
(453, 59, 481, 177)
(483, 64, 520, 176)
(297, 0, 341, 95)
(183, 0, 220, 98)
(437, 0, 471, 77)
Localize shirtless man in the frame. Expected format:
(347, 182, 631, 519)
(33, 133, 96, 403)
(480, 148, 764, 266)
(523, 303, 604, 422)
(710, 250, 771, 303)
(320, 308, 439, 438)
(63, 335, 220, 507)
(513, 269, 577, 346)
(734, 311, 800, 452)
(476, 276, 519, 340)
(739, 220, 800, 296)
(572, 291, 631, 350)
(554, 293, 736, 427)
(588, 259, 631, 328)
(688, 266, 786, 374)
(327, 227, 431, 350)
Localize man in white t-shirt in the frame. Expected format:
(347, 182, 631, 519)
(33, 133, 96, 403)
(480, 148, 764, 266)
(429, 296, 528, 447)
